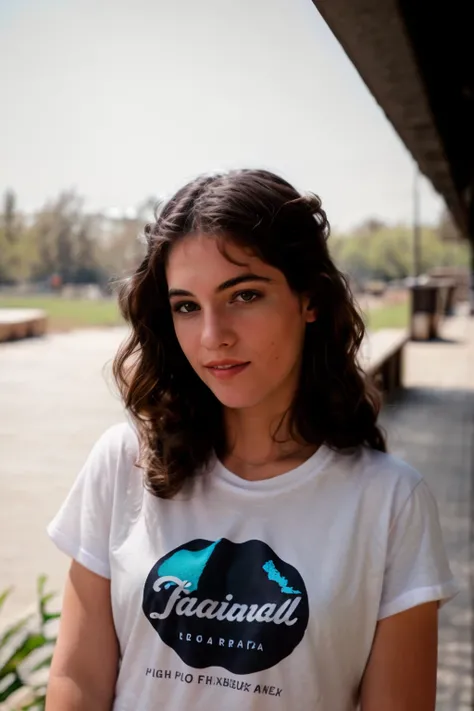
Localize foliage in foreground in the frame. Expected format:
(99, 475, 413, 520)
(0, 577, 59, 710)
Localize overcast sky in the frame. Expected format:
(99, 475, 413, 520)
(0, 0, 444, 231)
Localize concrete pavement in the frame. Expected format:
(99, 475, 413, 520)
(380, 312, 474, 710)
(0, 327, 127, 621)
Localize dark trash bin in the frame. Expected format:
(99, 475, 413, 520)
(409, 283, 443, 340)
(432, 278, 457, 316)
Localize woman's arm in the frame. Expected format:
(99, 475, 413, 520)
(360, 601, 439, 710)
(46, 561, 119, 711)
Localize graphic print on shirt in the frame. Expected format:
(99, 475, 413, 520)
(142, 538, 309, 674)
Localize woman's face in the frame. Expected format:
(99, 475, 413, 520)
(166, 234, 316, 413)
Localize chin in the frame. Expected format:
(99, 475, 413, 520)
(208, 386, 264, 411)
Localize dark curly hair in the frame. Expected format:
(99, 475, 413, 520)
(113, 169, 386, 498)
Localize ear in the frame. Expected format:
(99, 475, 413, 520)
(305, 305, 317, 323)
(302, 295, 317, 323)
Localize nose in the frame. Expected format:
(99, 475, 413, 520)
(200, 308, 235, 351)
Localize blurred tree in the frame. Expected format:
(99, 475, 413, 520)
(97, 196, 156, 282)
(74, 215, 105, 284)
(0, 189, 26, 284)
(331, 223, 469, 283)
(354, 217, 387, 235)
(438, 208, 463, 242)
(3, 189, 17, 245)
(29, 191, 104, 285)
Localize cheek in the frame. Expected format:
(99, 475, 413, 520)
(264, 340, 296, 374)
(173, 322, 198, 363)
(253, 315, 303, 370)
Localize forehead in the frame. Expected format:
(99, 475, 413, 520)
(166, 234, 279, 286)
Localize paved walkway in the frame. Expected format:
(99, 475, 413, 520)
(0, 328, 127, 620)
(0, 315, 473, 709)
(380, 312, 474, 711)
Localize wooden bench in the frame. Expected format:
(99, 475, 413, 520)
(360, 328, 409, 398)
(0, 309, 48, 343)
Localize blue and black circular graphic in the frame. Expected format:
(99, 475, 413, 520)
(143, 538, 309, 674)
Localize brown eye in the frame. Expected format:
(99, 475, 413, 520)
(234, 290, 261, 303)
(173, 301, 199, 314)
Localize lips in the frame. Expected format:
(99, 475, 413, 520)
(204, 359, 249, 369)
(204, 360, 250, 380)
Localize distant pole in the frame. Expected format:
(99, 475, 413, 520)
(470, 200, 474, 315)
(413, 165, 422, 280)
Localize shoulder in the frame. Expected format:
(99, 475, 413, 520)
(79, 420, 140, 496)
(328, 445, 426, 523)
(91, 420, 140, 462)
(331, 445, 422, 490)
(358, 447, 422, 491)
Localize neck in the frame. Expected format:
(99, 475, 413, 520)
(222, 402, 316, 480)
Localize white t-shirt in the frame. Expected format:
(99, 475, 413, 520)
(48, 422, 458, 711)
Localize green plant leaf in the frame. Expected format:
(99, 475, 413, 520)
(42, 611, 61, 624)
(37, 576, 47, 596)
(21, 696, 46, 711)
(39, 592, 55, 607)
(31, 653, 53, 673)
(0, 577, 59, 709)
(0, 588, 13, 613)
(39, 598, 58, 626)
(36, 576, 59, 626)
(0, 633, 47, 679)
(0, 614, 35, 652)
(0, 672, 23, 703)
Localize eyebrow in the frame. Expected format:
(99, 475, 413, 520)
(168, 273, 273, 299)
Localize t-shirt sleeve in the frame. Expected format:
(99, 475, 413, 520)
(47, 426, 121, 579)
(378, 478, 459, 620)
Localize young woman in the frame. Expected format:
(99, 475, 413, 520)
(46, 169, 458, 711)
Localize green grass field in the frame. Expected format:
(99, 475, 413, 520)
(0, 294, 411, 333)
(0, 295, 123, 331)
(364, 300, 410, 331)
